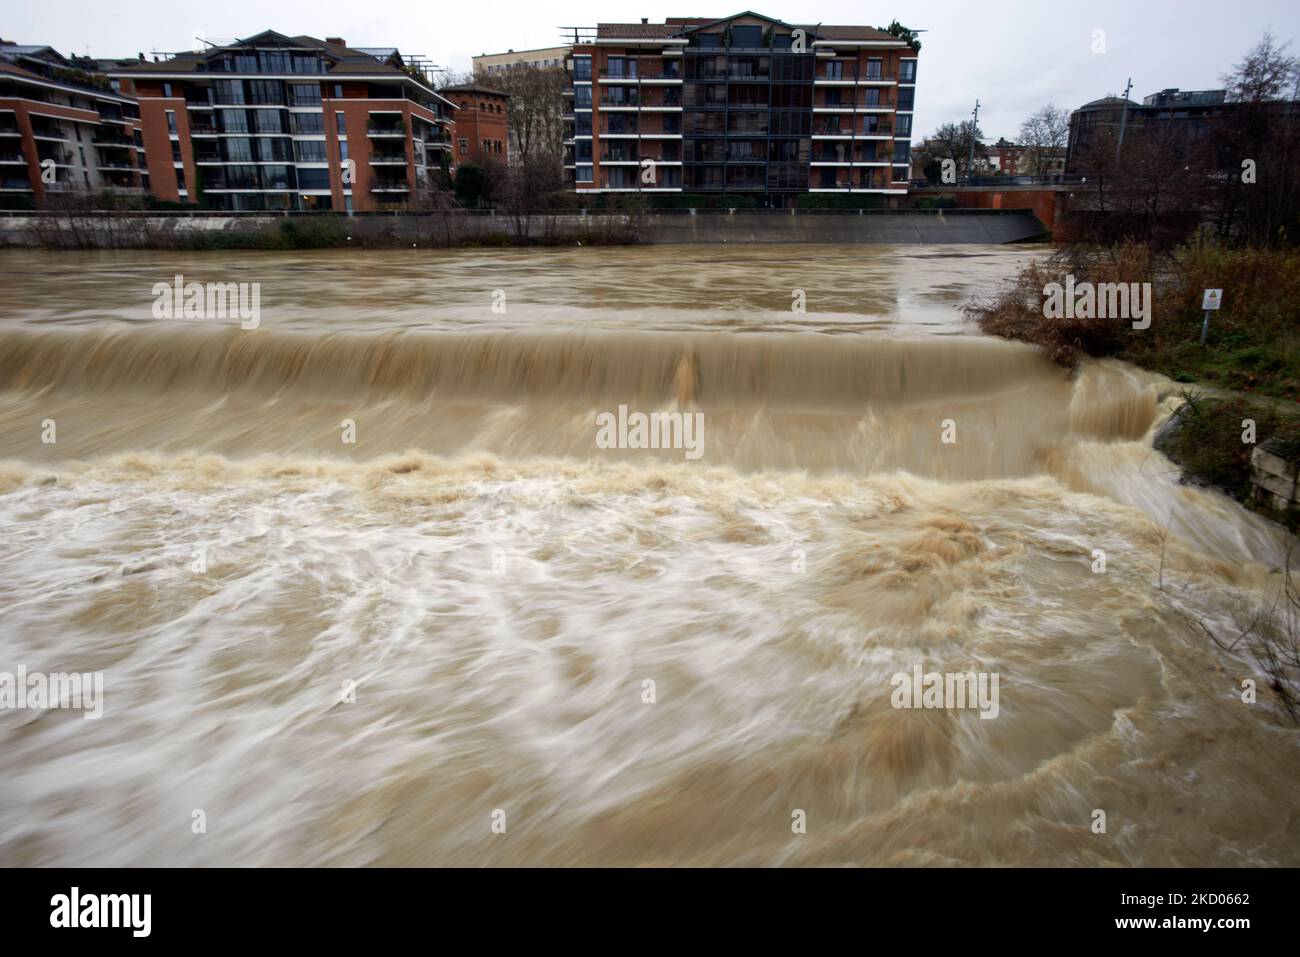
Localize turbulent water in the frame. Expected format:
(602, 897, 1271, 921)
(1, 244, 1298, 867)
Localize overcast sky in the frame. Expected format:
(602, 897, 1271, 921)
(8, 0, 1296, 140)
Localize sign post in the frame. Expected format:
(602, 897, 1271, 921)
(1200, 288, 1223, 345)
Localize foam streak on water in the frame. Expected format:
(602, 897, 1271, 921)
(0, 246, 1297, 867)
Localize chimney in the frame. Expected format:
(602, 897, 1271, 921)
(641, 17, 648, 24)
(326, 37, 346, 48)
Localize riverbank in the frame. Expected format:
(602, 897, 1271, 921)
(964, 241, 1300, 529)
(0, 208, 1049, 249)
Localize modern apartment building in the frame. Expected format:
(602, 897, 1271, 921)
(441, 83, 509, 167)
(562, 13, 917, 204)
(0, 41, 145, 206)
(1066, 89, 1250, 174)
(111, 31, 457, 211)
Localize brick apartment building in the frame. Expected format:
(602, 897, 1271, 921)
(0, 41, 145, 206)
(562, 13, 918, 205)
(441, 83, 509, 167)
(111, 31, 457, 211)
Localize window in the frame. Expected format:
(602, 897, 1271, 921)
(335, 112, 346, 134)
(574, 86, 591, 109)
(165, 110, 177, 134)
(866, 58, 883, 79)
(896, 115, 912, 137)
(255, 137, 292, 161)
(899, 60, 916, 83)
(291, 112, 324, 134)
(573, 57, 591, 81)
(260, 52, 288, 73)
(292, 55, 321, 74)
(575, 164, 592, 182)
(893, 141, 911, 163)
(223, 138, 253, 162)
(176, 168, 187, 191)
(213, 80, 245, 105)
(253, 109, 285, 134)
(290, 84, 322, 106)
(220, 110, 250, 133)
(248, 80, 284, 105)
(730, 25, 762, 48)
(234, 54, 258, 73)
(297, 167, 330, 189)
(458, 137, 468, 154)
(294, 140, 327, 162)
(333, 84, 343, 99)
(262, 165, 294, 190)
(163, 82, 173, 98)
(171, 141, 182, 162)
(897, 88, 914, 111)
(825, 62, 843, 80)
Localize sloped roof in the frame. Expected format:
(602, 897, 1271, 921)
(594, 16, 900, 43)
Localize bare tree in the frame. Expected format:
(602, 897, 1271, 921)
(1018, 103, 1070, 176)
(479, 64, 566, 162)
(1222, 30, 1300, 104)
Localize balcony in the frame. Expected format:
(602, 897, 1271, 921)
(0, 152, 25, 164)
(369, 150, 408, 165)
(367, 124, 406, 138)
(29, 126, 69, 142)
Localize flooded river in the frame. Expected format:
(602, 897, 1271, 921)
(1, 245, 1297, 866)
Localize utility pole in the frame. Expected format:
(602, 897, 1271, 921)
(967, 99, 980, 183)
(1115, 77, 1133, 162)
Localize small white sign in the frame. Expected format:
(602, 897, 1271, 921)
(1202, 288, 1223, 311)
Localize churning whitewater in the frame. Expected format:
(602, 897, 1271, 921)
(0, 245, 1297, 867)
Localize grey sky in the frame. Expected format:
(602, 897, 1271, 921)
(8, 0, 1297, 141)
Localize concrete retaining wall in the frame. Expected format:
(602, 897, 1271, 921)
(0, 209, 1050, 248)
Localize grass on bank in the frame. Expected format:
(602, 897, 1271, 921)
(964, 240, 1300, 529)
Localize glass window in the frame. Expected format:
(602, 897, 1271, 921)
(290, 84, 322, 106)
(574, 86, 591, 109)
(292, 55, 321, 74)
(896, 115, 912, 137)
(220, 110, 250, 133)
(575, 164, 592, 182)
(213, 80, 245, 105)
(335, 112, 346, 134)
(297, 167, 330, 189)
(573, 58, 591, 81)
(899, 60, 916, 82)
(294, 140, 327, 162)
(893, 141, 911, 163)
(262, 165, 294, 189)
(165, 110, 177, 134)
(223, 139, 253, 162)
(234, 54, 258, 73)
(255, 137, 292, 161)
(253, 109, 285, 133)
(291, 112, 324, 134)
(897, 88, 914, 111)
(731, 25, 762, 48)
(260, 52, 289, 73)
(248, 80, 284, 105)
